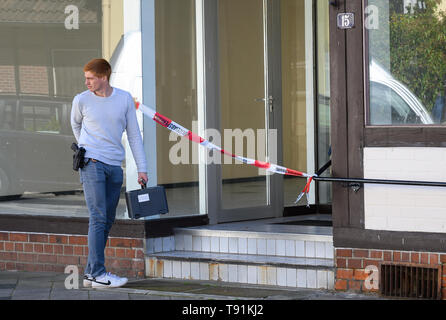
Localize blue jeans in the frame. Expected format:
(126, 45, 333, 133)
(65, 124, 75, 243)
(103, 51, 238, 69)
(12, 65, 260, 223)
(80, 159, 123, 278)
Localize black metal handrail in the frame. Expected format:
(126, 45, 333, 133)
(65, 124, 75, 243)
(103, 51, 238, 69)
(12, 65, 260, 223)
(314, 176, 446, 188)
(313, 160, 446, 190)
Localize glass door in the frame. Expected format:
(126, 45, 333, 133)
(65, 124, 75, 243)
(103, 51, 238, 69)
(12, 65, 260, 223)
(281, 0, 315, 207)
(315, 0, 332, 205)
(216, 0, 279, 222)
(213, 0, 331, 222)
(281, 0, 332, 209)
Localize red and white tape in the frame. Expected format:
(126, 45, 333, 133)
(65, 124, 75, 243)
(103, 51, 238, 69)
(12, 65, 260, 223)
(136, 102, 316, 206)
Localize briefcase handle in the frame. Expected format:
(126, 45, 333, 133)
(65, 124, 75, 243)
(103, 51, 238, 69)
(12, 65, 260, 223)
(139, 179, 147, 190)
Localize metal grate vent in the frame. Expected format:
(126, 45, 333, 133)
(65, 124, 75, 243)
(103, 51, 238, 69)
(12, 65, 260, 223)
(380, 263, 441, 299)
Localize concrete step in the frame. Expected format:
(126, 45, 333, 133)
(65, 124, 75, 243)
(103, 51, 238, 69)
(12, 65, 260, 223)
(146, 250, 334, 290)
(171, 228, 334, 260)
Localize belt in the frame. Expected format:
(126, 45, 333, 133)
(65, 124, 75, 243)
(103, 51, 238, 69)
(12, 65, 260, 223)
(88, 158, 102, 164)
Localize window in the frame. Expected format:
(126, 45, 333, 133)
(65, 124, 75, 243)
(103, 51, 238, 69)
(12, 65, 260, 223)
(20, 104, 62, 134)
(0, 100, 16, 130)
(154, 0, 201, 217)
(366, 0, 446, 125)
(0, 1, 127, 219)
(370, 82, 428, 125)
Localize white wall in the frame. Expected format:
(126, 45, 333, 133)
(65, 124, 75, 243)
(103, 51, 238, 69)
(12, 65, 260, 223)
(364, 147, 446, 233)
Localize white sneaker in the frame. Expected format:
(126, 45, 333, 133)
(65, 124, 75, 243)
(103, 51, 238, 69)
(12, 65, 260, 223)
(83, 274, 93, 288)
(91, 272, 128, 288)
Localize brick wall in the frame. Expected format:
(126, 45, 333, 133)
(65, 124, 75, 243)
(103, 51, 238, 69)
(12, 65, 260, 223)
(335, 247, 446, 299)
(19, 66, 49, 95)
(0, 231, 146, 278)
(0, 65, 16, 93)
(0, 65, 50, 95)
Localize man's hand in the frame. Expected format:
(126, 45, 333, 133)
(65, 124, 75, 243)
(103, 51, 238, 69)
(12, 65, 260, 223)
(133, 97, 139, 109)
(137, 172, 148, 186)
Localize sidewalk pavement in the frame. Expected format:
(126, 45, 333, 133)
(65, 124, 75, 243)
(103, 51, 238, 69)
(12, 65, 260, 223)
(0, 271, 387, 300)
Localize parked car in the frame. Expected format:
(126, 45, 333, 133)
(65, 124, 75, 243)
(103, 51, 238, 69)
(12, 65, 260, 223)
(369, 59, 434, 125)
(0, 95, 79, 197)
(316, 59, 433, 178)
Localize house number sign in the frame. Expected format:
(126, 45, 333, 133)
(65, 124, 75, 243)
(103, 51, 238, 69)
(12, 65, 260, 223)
(337, 13, 355, 29)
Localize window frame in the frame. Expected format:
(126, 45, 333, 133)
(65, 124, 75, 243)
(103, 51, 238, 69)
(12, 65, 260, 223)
(328, 0, 446, 253)
(363, 0, 446, 134)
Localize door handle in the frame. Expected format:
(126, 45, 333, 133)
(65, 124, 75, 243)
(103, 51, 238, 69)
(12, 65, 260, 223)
(254, 96, 274, 103)
(254, 96, 274, 112)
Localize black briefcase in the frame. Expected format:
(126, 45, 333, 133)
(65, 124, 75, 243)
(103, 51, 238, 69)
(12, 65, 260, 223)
(125, 184, 169, 219)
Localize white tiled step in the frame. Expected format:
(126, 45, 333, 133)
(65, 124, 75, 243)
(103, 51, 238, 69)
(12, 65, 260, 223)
(149, 251, 334, 268)
(172, 232, 334, 259)
(145, 251, 334, 290)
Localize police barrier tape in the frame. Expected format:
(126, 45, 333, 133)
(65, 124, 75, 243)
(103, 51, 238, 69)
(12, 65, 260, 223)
(136, 102, 316, 206)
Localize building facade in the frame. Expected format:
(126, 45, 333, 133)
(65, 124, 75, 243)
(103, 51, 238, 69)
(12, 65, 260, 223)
(0, 0, 445, 298)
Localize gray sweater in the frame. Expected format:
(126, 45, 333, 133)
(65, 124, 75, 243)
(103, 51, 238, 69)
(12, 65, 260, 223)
(71, 87, 147, 173)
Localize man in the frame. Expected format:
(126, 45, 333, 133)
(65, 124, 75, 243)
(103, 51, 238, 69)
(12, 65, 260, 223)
(71, 58, 148, 288)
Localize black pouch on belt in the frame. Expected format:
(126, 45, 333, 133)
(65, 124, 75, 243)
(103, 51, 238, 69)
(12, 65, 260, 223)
(71, 143, 86, 171)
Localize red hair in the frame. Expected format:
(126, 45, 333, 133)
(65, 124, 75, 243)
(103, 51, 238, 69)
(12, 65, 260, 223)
(83, 58, 112, 81)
